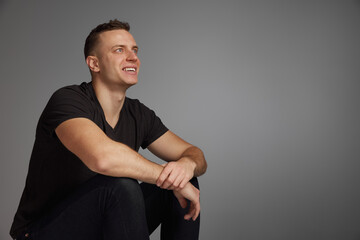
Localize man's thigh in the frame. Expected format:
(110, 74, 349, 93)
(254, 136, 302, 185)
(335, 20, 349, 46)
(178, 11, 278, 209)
(17, 175, 148, 240)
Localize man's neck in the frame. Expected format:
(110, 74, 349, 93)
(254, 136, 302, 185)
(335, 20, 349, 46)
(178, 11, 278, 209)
(91, 79, 127, 128)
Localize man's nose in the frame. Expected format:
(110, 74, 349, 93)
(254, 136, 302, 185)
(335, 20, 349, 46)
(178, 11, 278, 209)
(126, 50, 138, 62)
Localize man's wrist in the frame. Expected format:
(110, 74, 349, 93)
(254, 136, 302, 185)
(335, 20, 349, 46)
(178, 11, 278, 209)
(179, 157, 197, 175)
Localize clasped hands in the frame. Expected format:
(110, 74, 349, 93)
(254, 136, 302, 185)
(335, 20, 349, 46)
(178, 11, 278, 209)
(156, 158, 200, 221)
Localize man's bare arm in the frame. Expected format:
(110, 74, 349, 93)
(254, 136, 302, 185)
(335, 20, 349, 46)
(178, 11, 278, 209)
(55, 117, 164, 183)
(148, 131, 207, 189)
(55, 117, 200, 220)
(178, 145, 207, 177)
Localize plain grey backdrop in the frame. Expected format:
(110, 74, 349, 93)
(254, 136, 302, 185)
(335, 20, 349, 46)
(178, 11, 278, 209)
(1, 0, 360, 239)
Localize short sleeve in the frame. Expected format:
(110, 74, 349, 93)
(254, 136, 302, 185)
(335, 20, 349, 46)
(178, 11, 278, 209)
(39, 86, 92, 137)
(139, 101, 168, 149)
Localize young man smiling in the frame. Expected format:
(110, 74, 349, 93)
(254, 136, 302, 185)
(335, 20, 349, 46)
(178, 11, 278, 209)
(10, 20, 207, 240)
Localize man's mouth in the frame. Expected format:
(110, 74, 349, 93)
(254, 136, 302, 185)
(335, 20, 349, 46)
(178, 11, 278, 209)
(122, 67, 136, 72)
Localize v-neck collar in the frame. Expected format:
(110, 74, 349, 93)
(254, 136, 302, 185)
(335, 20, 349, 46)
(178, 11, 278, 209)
(88, 82, 126, 132)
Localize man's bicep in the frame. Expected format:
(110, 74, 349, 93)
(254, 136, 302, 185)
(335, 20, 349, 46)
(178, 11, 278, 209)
(147, 130, 193, 162)
(55, 118, 110, 171)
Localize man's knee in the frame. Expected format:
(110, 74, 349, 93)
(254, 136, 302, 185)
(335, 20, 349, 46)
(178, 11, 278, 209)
(101, 175, 139, 189)
(96, 175, 143, 202)
(88, 176, 149, 238)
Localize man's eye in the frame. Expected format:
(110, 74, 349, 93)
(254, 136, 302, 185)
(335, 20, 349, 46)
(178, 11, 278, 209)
(115, 48, 123, 53)
(133, 49, 138, 54)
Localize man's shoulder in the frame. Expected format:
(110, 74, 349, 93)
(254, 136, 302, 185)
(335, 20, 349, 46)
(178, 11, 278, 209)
(52, 82, 90, 98)
(46, 82, 96, 107)
(37, 82, 96, 136)
(42, 81, 96, 115)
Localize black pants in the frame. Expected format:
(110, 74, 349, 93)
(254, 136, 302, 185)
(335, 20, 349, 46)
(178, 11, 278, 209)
(16, 175, 200, 240)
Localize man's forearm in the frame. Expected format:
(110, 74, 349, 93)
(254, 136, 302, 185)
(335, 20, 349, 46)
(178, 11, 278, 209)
(88, 139, 164, 184)
(56, 117, 165, 184)
(179, 146, 207, 177)
(157, 145, 207, 189)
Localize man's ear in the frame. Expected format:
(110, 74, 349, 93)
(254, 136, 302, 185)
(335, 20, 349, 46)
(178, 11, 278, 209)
(86, 56, 100, 73)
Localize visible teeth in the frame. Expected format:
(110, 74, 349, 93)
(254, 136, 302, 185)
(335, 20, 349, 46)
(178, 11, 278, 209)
(124, 68, 136, 72)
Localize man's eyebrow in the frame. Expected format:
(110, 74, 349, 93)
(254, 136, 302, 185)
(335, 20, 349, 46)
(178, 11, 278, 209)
(111, 45, 139, 49)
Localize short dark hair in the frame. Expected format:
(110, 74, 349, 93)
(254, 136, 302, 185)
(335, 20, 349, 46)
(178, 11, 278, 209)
(84, 19, 130, 59)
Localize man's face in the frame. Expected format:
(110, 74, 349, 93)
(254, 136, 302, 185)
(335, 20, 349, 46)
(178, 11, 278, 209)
(94, 29, 140, 88)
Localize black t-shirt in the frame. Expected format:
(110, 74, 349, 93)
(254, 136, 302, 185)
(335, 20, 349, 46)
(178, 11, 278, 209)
(10, 82, 168, 238)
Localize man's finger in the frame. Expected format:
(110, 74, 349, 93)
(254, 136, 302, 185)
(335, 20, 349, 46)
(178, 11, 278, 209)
(156, 167, 172, 187)
(185, 202, 200, 221)
(184, 204, 196, 220)
(172, 175, 183, 188)
(193, 203, 200, 221)
(179, 178, 188, 189)
(160, 173, 178, 189)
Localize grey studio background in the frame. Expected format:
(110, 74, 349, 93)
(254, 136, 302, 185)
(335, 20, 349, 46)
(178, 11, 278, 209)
(1, 0, 360, 239)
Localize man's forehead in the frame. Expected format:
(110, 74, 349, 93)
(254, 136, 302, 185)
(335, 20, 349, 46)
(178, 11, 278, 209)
(98, 29, 137, 47)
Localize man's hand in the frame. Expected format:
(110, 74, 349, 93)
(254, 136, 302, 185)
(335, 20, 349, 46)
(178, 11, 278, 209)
(156, 158, 196, 190)
(173, 182, 200, 221)
(148, 131, 207, 188)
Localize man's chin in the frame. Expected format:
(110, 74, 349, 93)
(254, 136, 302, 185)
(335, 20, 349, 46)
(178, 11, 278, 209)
(128, 79, 138, 86)
(124, 80, 138, 89)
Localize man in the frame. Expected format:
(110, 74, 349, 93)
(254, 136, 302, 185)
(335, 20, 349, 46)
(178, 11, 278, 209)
(10, 19, 207, 240)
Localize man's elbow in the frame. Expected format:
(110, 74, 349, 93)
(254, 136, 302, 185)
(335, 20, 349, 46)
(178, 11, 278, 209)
(200, 158, 208, 176)
(88, 145, 131, 176)
(86, 150, 117, 175)
(91, 157, 111, 174)
(202, 157, 208, 174)
(195, 147, 207, 176)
